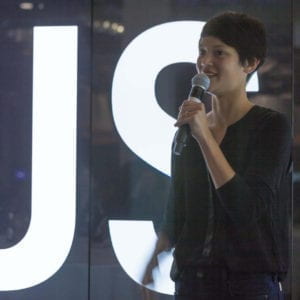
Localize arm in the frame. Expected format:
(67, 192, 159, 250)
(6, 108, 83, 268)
(176, 101, 292, 224)
(215, 112, 292, 224)
(195, 126, 235, 188)
(141, 232, 171, 285)
(175, 100, 234, 188)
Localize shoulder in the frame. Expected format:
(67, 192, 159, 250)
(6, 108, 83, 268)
(248, 106, 292, 157)
(250, 105, 291, 133)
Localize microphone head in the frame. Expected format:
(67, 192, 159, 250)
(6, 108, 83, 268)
(191, 73, 210, 90)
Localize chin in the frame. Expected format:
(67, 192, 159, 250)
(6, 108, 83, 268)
(208, 86, 217, 94)
(209, 88, 225, 98)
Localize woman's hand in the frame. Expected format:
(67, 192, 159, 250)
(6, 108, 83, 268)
(141, 233, 170, 285)
(141, 255, 159, 300)
(174, 99, 210, 142)
(141, 255, 159, 285)
(175, 97, 235, 189)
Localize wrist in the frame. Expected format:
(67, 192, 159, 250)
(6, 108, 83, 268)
(194, 127, 214, 146)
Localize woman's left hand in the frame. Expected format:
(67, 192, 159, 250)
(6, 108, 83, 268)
(174, 99, 210, 141)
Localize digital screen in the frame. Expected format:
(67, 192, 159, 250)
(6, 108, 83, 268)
(0, 0, 292, 299)
(91, 1, 292, 299)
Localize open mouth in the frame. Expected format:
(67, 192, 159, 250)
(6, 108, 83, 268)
(206, 73, 217, 80)
(204, 72, 217, 79)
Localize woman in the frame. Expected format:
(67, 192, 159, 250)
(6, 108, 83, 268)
(143, 11, 291, 300)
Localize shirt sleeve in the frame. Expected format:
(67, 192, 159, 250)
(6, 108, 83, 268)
(216, 112, 292, 225)
(159, 143, 186, 247)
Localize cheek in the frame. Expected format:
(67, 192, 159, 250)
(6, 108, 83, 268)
(222, 63, 243, 77)
(196, 57, 201, 72)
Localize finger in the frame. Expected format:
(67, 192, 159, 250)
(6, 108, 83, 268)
(189, 97, 202, 103)
(142, 269, 153, 285)
(174, 113, 187, 126)
(179, 105, 201, 118)
(186, 100, 204, 107)
(181, 102, 204, 113)
(177, 108, 189, 120)
(175, 110, 200, 127)
(178, 99, 190, 112)
(141, 286, 156, 300)
(174, 119, 188, 127)
(179, 110, 189, 119)
(142, 273, 153, 285)
(141, 286, 150, 300)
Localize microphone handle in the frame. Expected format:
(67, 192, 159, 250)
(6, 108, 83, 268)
(173, 124, 190, 155)
(189, 85, 205, 100)
(173, 86, 206, 156)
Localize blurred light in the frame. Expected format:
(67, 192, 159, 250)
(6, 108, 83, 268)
(103, 20, 110, 29)
(19, 2, 34, 10)
(111, 22, 118, 31)
(37, 3, 45, 10)
(15, 170, 26, 180)
(94, 20, 101, 29)
(95, 20, 125, 34)
(117, 25, 125, 33)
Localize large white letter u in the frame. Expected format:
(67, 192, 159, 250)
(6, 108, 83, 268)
(0, 26, 78, 291)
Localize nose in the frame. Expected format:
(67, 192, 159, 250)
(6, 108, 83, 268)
(197, 53, 213, 72)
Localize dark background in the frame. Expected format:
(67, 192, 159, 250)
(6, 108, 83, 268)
(90, 1, 293, 299)
(0, 0, 297, 299)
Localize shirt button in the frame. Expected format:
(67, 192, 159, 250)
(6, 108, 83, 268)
(196, 271, 204, 278)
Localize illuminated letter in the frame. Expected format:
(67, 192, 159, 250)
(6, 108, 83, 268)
(109, 220, 174, 294)
(0, 26, 77, 291)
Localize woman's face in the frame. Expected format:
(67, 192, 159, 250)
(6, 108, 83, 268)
(196, 36, 248, 96)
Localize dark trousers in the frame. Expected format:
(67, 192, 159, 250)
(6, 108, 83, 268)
(174, 267, 284, 300)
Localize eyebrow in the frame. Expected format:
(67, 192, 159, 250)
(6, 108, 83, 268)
(199, 44, 226, 48)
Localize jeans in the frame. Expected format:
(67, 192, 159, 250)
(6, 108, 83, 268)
(174, 267, 284, 300)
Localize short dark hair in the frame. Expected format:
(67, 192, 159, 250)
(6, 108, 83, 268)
(200, 11, 267, 71)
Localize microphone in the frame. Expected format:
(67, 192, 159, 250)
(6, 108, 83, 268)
(173, 73, 210, 156)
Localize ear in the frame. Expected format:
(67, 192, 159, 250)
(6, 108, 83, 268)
(243, 58, 260, 74)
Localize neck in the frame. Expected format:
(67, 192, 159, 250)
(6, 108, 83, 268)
(211, 88, 254, 127)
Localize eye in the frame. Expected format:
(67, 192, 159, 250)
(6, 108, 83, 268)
(199, 48, 206, 56)
(215, 49, 225, 56)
